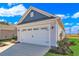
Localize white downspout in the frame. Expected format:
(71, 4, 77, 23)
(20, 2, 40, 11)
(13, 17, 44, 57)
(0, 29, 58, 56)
(48, 20, 51, 49)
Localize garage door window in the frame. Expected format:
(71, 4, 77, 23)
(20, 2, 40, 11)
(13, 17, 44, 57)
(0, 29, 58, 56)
(41, 27, 48, 31)
(33, 28, 39, 30)
(28, 28, 32, 31)
(22, 29, 26, 31)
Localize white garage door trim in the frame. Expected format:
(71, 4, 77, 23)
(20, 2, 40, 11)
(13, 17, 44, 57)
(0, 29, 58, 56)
(19, 24, 51, 46)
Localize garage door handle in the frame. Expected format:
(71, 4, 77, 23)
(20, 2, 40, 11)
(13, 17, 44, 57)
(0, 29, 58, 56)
(32, 35, 34, 37)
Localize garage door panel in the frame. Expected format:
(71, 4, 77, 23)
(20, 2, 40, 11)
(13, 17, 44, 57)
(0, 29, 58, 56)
(21, 31, 32, 43)
(32, 25, 50, 46)
(20, 24, 50, 46)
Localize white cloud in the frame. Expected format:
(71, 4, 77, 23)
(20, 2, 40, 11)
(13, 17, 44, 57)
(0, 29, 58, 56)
(76, 23, 79, 25)
(65, 27, 71, 34)
(64, 23, 69, 25)
(14, 21, 17, 24)
(8, 3, 14, 7)
(7, 3, 18, 7)
(65, 26, 79, 34)
(72, 12, 79, 18)
(8, 22, 12, 24)
(56, 14, 70, 19)
(0, 4, 27, 17)
(8, 3, 12, 6)
(64, 23, 73, 26)
(71, 26, 79, 34)
(0, 19, 7, 22)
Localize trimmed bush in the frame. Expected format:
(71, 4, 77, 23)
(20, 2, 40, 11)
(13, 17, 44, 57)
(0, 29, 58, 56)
(11, 36, 17, 40)
(0, 42, 7, 47)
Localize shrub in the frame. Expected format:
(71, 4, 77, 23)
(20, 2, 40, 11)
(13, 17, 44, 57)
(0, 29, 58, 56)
(11, 36, 17, 40)
(0, 42, 7, 47)
(56, 40, 73, 55)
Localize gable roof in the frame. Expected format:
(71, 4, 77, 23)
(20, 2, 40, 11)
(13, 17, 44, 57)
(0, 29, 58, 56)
(17, 6, 64, 30)
(17, 6, 56, 25)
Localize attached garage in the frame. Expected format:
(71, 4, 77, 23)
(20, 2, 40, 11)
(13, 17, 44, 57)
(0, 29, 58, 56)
(18, 23, 50, 46)
(17, 6, 65, 47)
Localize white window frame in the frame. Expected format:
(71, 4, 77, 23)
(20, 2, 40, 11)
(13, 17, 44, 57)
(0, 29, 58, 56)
(30, 12, 34, 17)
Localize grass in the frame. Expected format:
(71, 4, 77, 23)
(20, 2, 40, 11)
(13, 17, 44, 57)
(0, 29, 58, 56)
(45, 38, 79, 56)
(69, 38, 79, 56)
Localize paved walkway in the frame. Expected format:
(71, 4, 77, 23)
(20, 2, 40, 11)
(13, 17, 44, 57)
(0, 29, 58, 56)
(0, 43, 50, 56)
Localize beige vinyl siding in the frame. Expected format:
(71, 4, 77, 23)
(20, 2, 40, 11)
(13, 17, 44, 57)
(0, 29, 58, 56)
(0, 24, 17, 40)
(0, 30, 16, 40)
(56, 22, 65, 41)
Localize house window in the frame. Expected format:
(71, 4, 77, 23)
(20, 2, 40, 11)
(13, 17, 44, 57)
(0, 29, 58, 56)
(30, 12, 34, 17)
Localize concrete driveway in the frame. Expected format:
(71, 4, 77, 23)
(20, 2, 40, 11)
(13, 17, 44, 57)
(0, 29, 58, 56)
(0, 43, 50, 56)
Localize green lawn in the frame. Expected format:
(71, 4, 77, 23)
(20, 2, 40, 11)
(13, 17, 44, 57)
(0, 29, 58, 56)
(45, 38, 79, 56)
(69, 38, 79, 56)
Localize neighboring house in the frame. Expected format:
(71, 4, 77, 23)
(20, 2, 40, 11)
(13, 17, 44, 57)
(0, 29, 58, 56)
(0, 22, 17, 40)
(17, 6, 65, 47)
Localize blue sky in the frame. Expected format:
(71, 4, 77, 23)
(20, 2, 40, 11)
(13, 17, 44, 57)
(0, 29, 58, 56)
(0, 3, 79, 34)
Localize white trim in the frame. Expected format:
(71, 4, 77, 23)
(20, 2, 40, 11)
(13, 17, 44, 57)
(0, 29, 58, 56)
(55, 24, 57, 47)
(48, 20, 51, 48)
(55, 19, 58, 47)
(17, 6, 32, 24)
(32, 7, 55, 17)
(17, 19, 55, 28)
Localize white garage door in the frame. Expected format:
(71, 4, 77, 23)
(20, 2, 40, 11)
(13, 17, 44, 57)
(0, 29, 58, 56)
(20, 24, 50, 46)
